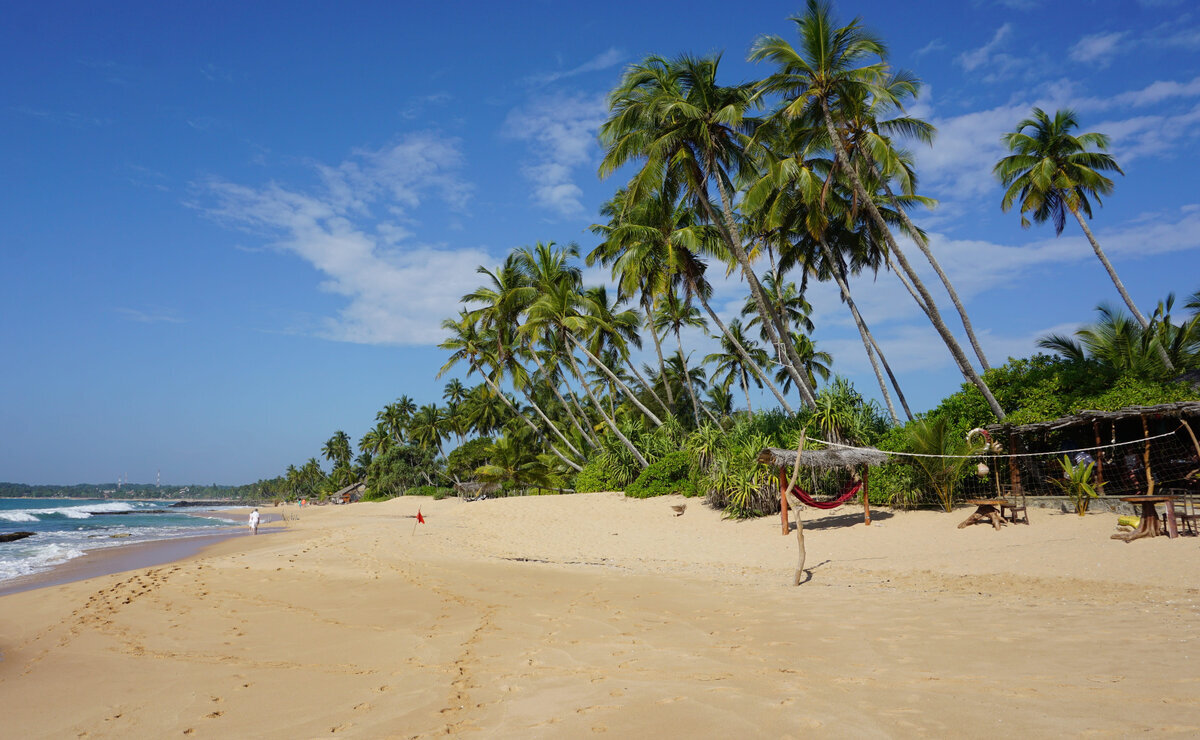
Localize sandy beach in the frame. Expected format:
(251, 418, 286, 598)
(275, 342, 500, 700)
(2, 493, 1198, 737)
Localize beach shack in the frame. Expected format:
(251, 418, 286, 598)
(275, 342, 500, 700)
(332, 481, 366, 505)
(757, 446, 890, 535)
(454, 481, 501, 500)
(983, 401, 1200, 497)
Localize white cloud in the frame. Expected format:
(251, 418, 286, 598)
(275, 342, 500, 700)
(1068, 31, 1127, 66)
(957, 23, 1022, 77)
(1097, 102, 1200, 161)
(115, 307, 184, 324)
(504, 93, 608, 218)
(199, 132, 490, 345)
(525, 48, 625, 86)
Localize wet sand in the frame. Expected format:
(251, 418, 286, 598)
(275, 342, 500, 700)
(1, 494, 1198, 737)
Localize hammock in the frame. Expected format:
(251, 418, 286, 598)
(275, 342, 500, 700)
(787, 480, 863, 510)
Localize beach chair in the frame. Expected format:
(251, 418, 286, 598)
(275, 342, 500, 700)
(1000, 484, 1029, 525)
(1163, 489, 1196, 536)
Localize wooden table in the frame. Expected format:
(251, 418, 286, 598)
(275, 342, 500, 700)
(958, 499, 1009, 530)
(1112, 495, 1179, 542)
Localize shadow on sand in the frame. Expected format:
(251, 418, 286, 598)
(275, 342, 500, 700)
(787, 509, 894, 532)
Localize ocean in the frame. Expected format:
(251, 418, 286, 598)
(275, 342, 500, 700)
(0, 499, 240, 583)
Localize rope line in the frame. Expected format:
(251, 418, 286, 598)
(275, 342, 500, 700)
(806, 426, 1183, 460)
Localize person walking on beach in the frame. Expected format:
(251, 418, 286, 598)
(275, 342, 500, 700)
(248, 508, 261, 535)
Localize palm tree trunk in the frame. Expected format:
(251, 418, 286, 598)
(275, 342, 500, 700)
(873, 164, 992, 372)
(625, 357, 672, 417)
(868, 332, 913, 421)
(819, 98, 1006, 421)
(688, 273, 795, 414)
(1069, 206, 1174, 371)
(643, 294, 675, 406)
(565, 348, 649, 468)
(528, 348, 598, 448)
(513, 383, 586, 461)
(740, 369, 753, 416)
(821, 241, 899, 424)
(569, 334, 665, 427)
(673, 333, 703, 426)
(705, 177, 819, 410)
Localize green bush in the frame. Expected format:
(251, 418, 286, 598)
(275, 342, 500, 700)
(407, 485, 453, 498)
(625, 451, 697, 499)
(573, 458, 620, 493)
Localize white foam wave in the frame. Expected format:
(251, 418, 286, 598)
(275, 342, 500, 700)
(1, 502, 137, 521)
(0, 512, 39, 522)
(0, 542, 86, 581)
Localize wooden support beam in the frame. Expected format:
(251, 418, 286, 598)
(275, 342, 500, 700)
(1142, 414, 1154, 496)
(862, 465, 871, 526)
(778, 466, 790, 536)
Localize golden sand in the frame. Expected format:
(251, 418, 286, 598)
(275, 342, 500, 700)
(1, 493, 1198, 737)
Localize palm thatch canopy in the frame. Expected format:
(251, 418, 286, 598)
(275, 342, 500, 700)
(757, 446, 890, 471)
(983, 401, 1200, 436)
(454, 481, 501, 497)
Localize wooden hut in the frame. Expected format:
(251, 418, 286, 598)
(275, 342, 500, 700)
(984, 402, 1200, 497)
(757, 446, 890, 535)
(331, 481, 366, 504)
(453, 481, 501, 500)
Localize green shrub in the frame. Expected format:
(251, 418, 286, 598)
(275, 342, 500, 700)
(625, 451, 697, 499)
(407, 485, 453, 498)
(573, 458, 620, 493)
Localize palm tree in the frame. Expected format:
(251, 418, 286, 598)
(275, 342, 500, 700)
(439, 310, 583, 471)
(322, 430, 352, 470)
(524, 275, 650, 468)
(1038, 301, 1199, 377)
(750, 0, 1006, 419)
(377, 397, 415, 445)
(704, 318, 767, 414)
(590, 183, 795, 412)
(653, 292, 708, 425)
(993, 108, 1170, 370)
(407, 404, 448, 458)
(599, 53, 819, 409)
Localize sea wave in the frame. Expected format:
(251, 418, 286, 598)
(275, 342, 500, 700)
(0, 542, 86, 581)
(0, 501, 138, 521)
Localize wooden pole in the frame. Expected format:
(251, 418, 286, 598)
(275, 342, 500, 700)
(1008, 432, 1022, 494)
(1142, 414, 1154, 496)
(1093, 420, 1104, 487)
(862, 465, 871, 526)
(779, 466, 790, 536)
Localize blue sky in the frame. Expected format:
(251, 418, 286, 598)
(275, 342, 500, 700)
(2, 0, 1198, 485)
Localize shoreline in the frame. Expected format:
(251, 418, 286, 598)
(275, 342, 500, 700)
(0, 508, 281, 597)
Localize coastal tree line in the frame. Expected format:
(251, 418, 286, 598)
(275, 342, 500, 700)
(271, 1, 1200, 511)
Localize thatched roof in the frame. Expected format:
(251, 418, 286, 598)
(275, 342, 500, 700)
(757, 446, 890, 471)
(454, 481, 501, 497)
(332, 480, 366, 497)
(984, 401, 1200, 436)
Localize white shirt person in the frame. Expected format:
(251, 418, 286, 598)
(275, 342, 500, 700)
(248, 508, 261, 535)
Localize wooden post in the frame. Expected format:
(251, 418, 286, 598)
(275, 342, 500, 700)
(1008, 432, 1022, 494)
(779, 466, 790, 536)
(862, 465, 871, 526)
(1142, 414, 1154, 496)
(1093, 420, 1104, 487)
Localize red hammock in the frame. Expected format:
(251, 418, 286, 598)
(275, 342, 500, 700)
(787, 480, 863, 509)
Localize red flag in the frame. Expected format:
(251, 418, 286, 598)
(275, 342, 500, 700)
(416, 509, 425, 524)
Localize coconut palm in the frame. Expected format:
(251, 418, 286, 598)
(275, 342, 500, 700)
(524, 275, 650, 468)
(599, 53, 819, 409)
(653, 292, 709, 426)
(750, 0, 1005, 419)
(322, 430, 352, 470)
(704, 318, 768, 415)
(377, 397, 415, 446)
(993, 108, 1167, 369)
(591, 183, 796, 412)
(1038, 300, 1199, 377)
(407, 405, 447, 458)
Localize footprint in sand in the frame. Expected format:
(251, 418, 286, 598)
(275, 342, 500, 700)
(205, 711, 223, 719)
(353, 703, 372, 712)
